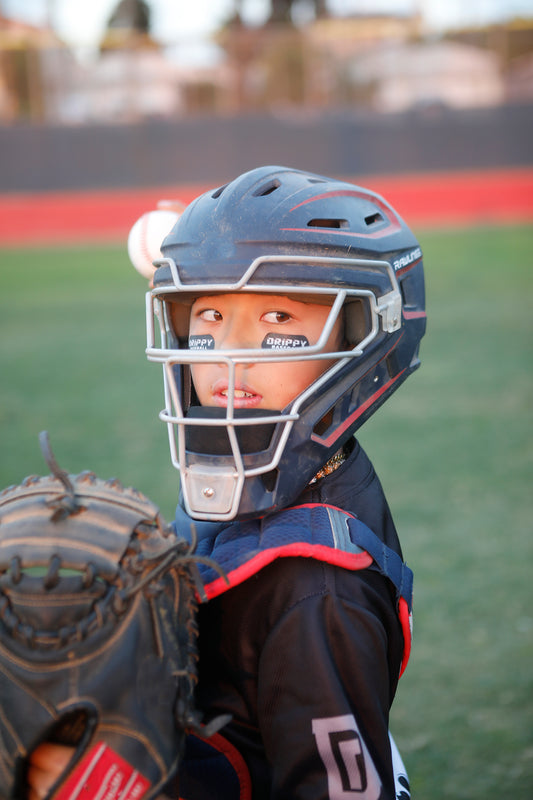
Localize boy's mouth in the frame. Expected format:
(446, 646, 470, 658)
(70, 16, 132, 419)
(212, 381, 262, 408)
(222, 389, 253, 398)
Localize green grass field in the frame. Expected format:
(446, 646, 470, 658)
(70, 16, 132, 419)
(1, 225, 532, 798)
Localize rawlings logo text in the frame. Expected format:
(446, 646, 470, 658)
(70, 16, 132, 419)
(392, 247, 422, 272)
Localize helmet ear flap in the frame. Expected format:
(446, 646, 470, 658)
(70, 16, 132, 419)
(170, 362, 198, 414)
(344, 298, 372, 346)
(168, 300, 192, 340)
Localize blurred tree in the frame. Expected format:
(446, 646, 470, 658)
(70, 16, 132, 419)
(0, 15, 62, 122)
(100, 0, 157, 51)
(217, 1, 327, 111)
(230, 0, 328, 26)
(269, 0, 293, 23)
(269, 0, 328, 24)
(107, 0, 151, 34)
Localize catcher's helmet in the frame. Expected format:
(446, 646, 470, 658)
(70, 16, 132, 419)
(146, 166, 426, 520)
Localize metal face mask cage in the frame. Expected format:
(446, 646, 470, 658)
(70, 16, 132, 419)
(146, 253, 403, 521)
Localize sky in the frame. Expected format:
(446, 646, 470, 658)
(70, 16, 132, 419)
(2, 0, 533, 60)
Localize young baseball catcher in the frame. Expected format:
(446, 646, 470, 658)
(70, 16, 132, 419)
(23, 165, 425, 799)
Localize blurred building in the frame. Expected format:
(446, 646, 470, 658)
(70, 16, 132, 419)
(348, 40, 504, 113)
(63, 49, 184, 123)
(0, 6, 531, 124)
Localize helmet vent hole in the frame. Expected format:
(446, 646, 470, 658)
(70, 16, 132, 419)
(308, 218, 348, 229)
(211, 183, 228, 199)
(253, 179, 281, 197)
(364, 212, 384, 226)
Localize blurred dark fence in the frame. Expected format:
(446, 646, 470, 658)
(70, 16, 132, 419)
(1, 103, 532, 193)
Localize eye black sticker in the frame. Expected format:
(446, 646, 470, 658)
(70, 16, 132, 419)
(189, 334, 215, 350)
(262, 333, 309, 349)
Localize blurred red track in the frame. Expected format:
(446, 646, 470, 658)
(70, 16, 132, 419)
(0, 167, 531, 246)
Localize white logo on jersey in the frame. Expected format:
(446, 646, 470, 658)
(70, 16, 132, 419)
(312, 714, 382, 799)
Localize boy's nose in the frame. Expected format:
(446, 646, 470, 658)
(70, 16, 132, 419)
(219, 320, 256, 350)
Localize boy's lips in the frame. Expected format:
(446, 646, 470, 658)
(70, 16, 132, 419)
(211, 380, 262, 408)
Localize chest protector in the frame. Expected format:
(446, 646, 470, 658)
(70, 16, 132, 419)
(175, 502, 413, 800)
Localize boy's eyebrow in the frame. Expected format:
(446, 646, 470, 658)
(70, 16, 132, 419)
(190, 292, 336, 305)
(282, 294, 335, 306)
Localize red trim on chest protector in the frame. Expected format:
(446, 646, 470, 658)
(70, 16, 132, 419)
(179, 732, 252, 800)
(202, 541, 373, 601)
(398, 596, 412, 677)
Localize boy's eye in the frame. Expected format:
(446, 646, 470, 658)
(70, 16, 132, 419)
(262, 311, 291, 324)
(199, 308, 222, 322)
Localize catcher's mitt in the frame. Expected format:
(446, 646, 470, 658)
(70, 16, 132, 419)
(0, 433, 226, 800)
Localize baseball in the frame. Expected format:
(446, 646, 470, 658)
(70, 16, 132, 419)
(127, 208, 181, 280)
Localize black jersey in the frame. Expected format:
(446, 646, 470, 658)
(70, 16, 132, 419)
(175, 440, 411, 800)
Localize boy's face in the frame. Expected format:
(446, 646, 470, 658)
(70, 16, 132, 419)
(188, 293, 343, 410)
